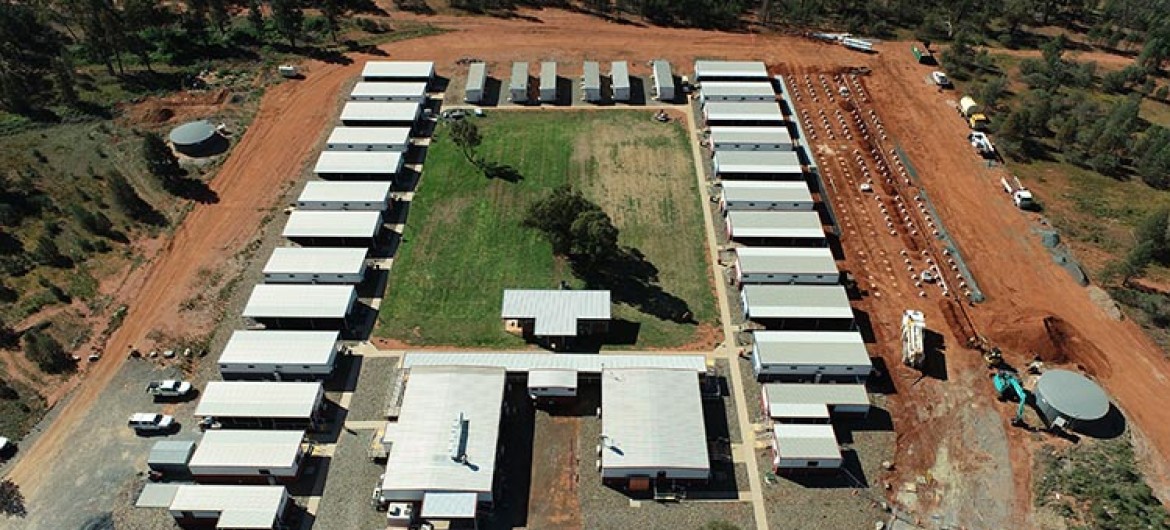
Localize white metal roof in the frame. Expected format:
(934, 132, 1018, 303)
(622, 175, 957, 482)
(734, 247, 838, 276)
(540, 61, 556, 90)
(727, 211, 824, 239)
(168, 485, 287, 529)
(501, 289, 611, 336)
(763, 383, 870, 410)
(148, 440, 196, 466)
(137, 483, 181, 508)
(466, 62, 487, 91)
(721, 181, 811, 204)
(700, 81, 775, 98)
(527, 369, 577, 389)
(752, 330, 870, 366)
(601, 368, 709, 473)
(770, 403, 830, 419)
(196, 381, 323, 419)
(714, 150, 802, 174)
(298, 181, 392, 205)
(340, 101, 421, 122)
(314, 150, 404, 174)
(421, 491, 479, 519)
(709, 126, 793, 146)
(742, 285, 853, 319)
(361, 61, 434, 79)
(242, 284, 357, 319)
(326, 127, 411, 147)
(219, 330, 340, 366)
(263, 247, 368, 276)
(381, 366, 506, 497)
(510, 62, 528, 90)
(583, 61, 601, 90)
(652, 60, 673, 91)
(350, 81, 428, 99)
(282, 210, 383, 239)
(189, 430, 304, 469)
(611, 61, 630, 89)
(772, 424, 841, 460)
(694, 60, 769, 80)
(403, 352, 707, 373)
(704, 101, 784, 122)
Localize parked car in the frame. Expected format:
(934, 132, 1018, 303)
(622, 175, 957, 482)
(146, 380, 193, 399)
(128, 413, 176, 433)
(931, 71, 952, 88)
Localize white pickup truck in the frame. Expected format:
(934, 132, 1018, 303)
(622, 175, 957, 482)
(1001, 176, 1036, 210)
(128, 413, 175, 433)
(146, 380, 193, 399)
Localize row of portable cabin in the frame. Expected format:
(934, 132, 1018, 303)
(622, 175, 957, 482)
(464, 60, 677, 105)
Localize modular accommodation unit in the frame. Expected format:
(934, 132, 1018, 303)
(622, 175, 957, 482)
(296, 181, 392, 211)
(693, 60, 769, 82)
(719, 181, 813, 212)
(509, 62, 529, 103)
(148, 440, 196, 475)
(582, 61, 601, 102)
(262, 247, 368, 285)
(339, 101, 421, 128)
(770, 424, 842, 472)
(188, 430, 306, 484)
(195, 381, 325, 430)
(464, 62, 487, 103)
(313, 151, 404, 180)
(732, 247, 839, 285)
(165, 485, 291, 529)
(282, 210, 383, 247)
(600, 369, 709, 488)
(501, 289, 611, 350)
(651, 60, 675, 101)
(709, 126, 794, 151)
(325, 127, 411, 152)
(750, 330, 871, 381)
(217, 330, 341, 380)
(725, 211, 825, 247)
(241, 284, 358, 330)
(402, 352, 707, 374)
(349, 81, 428, 102)
(741, 285, 855, 332)
(762, 383, 870, 419)
(703, 101, 785, 126)
(699, 81, 776, 104)
(361, 61, 435, 82)
(611, 61, 631, 101)
(527, 368, 578, 401)
(540, 61, 557, 103)
(714, 150, 803, 180)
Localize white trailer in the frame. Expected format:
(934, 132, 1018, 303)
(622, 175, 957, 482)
(540, 61, 557, 103)
(349, 82, 428, 103)
(651, 60, 675, 101)
(582, 61, 601, 102)
(325, 127, 411, 152)
(465, 62, 487, 104)
(509, 62, 529, 103)
(771, 424, 842, 471)
(611, 61, 631, 101)
(218, 330, 341, 380)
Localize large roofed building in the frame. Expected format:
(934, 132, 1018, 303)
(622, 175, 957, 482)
(501, 289, 611, 349)
(600, 368, 710, 487)
(163, 485, 292, 529)
(699, 81, 776, 104)
(762, 383, 870, 420)
(770, 424, 842, 472)
(402, 352, 707, 374)
(188, 430, 306, 483)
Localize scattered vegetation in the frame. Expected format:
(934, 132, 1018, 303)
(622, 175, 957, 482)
(523, 185, 621, 268)
(1035, 437, 1170, 530)
(0, 479, 26, 518)
(21, 328, 75, 374)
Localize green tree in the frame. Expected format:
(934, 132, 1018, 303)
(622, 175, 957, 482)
(523, 186, 594, 255)
(270, 0, 304, 47)
(142, 132, 182, 184)
(0, 4, 68, 112)
(22, 328, 74, 374)
(570, 208, 619, 264)
(448, 119, 483, 167)
(977, 76, 1007, 111)
(247, 0, 265, 37)
(0, 317, 16, 349)
(322, 0, 342, 42)
(0, 479, 25, 517)
(108, 171, 163, 225)
(32, 234, 63, 266)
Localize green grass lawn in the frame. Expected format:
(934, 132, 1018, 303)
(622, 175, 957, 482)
(375, 110, 716, 349)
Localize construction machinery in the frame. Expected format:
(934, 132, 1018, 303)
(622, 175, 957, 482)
(901, 309, 926, 368)
(958, 96, 990, 130)
(968, 131, 996, 158)
(992, 370, 1028, 427)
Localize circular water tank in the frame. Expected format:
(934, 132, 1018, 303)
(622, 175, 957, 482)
(168, 120, 217, 153)
(1034, 369, 1109, 427)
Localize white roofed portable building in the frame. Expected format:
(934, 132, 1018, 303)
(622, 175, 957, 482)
(361, 61, 435, 82)
(741, 285, 855, 332)
(771, 424, 842, 471)
(763, 383, 870, 419)
(540, 61, 557, 103)
(262, 247, 367, 284)
(703, 101, 784, 125)
(725, 211, 825, 246)
(402, 352, 707, 374)
(188, 430, 306, 482)
(733, 247, 838, 285)
(694, 60, 769, 82)
(282, 210, 383, 247)
(242, 284, 358, 330)
(527, 368, 578, 399)
(714, 150, 803, 179)
(339, 101, 421, 127)
(379, 366, 507, 519)
(296, 181, 392, 211)
(325, 127, 411, 152)
(510, 62, 529, 103)
(699, 81, 776, 104)
(465, 62, 487, 103)
(611, 61, 631, 101)
(313, 151, 404, 180)
(651, 60, 675, 101)
(751, 330, 871, 381)
(349, 81, 428, 102)
(218, 330, 341, 380)
(195, 381, 325, 429)
(167, 484, 290, 529)
(501, 289, 611, 349)
(582, 61, 601, 102)
(600, 368, 709, 483)
(709, 126, 794, 151)
(719, 181, 813, 212)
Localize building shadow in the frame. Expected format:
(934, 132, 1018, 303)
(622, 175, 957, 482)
(385, 199, 411, 225)
(480, 383, 534, 529)
(287, 455, 331, 497)
(866, 357, 898, 395)
(604, 318, 640, 345)
(628, 76, 647, 105)
(782, 449, 867, 489)
(480, 77, 503, 107)
(311, 398, 349, 444)
(356, 264, 389, 300)
(555, 76, 573, 106)
(285, 500, 315, 530)
(178, 133, 230, 158)
(1075, 403, 1127, 440)
(431, 75, 451, 94)
(921, 329, 948, 381)
(404, 144, 429, 165)
(851, 308, 877, 343)
(342, 302, 378, 341)
(540, 381, 601, 417)
(370, 230, 401, 259)
(573, 246, 694, 325)
(323, 352, 363, 392)
(832, 407, 894, 444)
(392, 168, 422, 192)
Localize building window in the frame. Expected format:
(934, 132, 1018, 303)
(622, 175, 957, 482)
(808, 461, 819, 467)
(248, 365, 255, 369)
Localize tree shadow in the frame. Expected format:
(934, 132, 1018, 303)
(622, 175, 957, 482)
(481, 161, 523, 182)
(169, 178, 220, 204)
(571, 246, 693, 324)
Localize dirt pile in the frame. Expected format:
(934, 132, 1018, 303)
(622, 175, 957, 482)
(120, 89, 231, 125)
(991, 314, 1111, 377)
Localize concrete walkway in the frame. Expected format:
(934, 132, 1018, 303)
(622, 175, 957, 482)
(679, 103, 769, 530)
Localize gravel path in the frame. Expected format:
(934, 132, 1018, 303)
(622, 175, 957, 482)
(308, 427, 387, 530)
(344, 356, 400, 422)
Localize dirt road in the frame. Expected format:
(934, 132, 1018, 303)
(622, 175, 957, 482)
(2, 57, 365, 501)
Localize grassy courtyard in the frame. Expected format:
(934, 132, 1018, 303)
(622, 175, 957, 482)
(375, 110, 716, 349)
